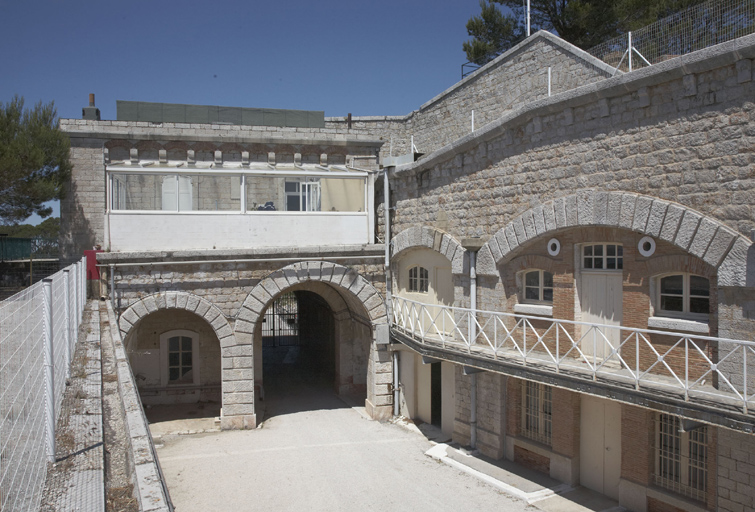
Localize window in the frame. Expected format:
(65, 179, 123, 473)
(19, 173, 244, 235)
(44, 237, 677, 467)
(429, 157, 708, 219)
(285, 178, 321, 212)
(408, 266, 429, 293)
(162, 175, 193, 211)
(159, 330, 199, 387)
(658, 274, 709, 318)
(654, 414, 707, 501)
(522, 382, 552, 445)
(583, 244, 623, 270)
(523, 270, 553, 303)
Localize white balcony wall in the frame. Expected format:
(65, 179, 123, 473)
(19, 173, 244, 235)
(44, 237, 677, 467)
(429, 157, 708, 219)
(108, 212, 370, 251)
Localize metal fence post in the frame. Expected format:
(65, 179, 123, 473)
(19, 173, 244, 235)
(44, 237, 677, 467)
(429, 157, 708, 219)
(63, 269, 71, 377)
(43, 278, 56, 463)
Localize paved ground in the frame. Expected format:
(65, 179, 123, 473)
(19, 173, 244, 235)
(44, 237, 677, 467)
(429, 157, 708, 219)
(152, 373, 623, 512)
(154, 382, 530, 512)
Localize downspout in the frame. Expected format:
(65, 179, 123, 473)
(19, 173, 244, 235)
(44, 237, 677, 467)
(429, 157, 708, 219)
(470, 249, 478, 449)
(462, 238, 485, 449)
(384, 168, 400, 417)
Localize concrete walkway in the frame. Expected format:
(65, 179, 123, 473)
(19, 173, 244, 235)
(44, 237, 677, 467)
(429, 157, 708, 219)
(151, 381, 624, 512)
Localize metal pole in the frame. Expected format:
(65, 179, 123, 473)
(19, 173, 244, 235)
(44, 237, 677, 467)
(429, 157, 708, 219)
(393, 351, 400, 417)
(548, 67, 552, 96)
(63, 269, 71, 377)
(43, 278, 56, 463)
(628, 31, 633, 72)
(469, 249, 478, 449)
(526, 0, 531, 37)
(471, 110, 475, 133)
(110, 263, 115, 311)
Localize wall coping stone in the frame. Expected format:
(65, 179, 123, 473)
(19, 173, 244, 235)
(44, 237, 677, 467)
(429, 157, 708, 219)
(97, 244, 385, 264)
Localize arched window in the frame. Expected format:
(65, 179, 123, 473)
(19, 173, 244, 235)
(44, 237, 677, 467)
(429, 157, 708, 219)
(408, 266, 429, 293)
(657, 274, 709, 319)
(523, 270, 553, 304)
(159, 330, 200, 387)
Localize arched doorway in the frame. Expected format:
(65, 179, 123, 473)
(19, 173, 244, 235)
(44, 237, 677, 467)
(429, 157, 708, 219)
(234, 261, 390, 427)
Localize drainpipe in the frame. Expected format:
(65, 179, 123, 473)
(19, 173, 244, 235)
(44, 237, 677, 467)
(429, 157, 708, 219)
(384, 168, 399, 416)
(462, 238, 485, 449)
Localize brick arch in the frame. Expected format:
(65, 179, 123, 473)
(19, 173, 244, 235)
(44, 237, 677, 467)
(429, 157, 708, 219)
(391, 225, 465, 274)
(235, 261, 387, 339)
(118, 291, 234, 349)
(476, 190, 751, 286)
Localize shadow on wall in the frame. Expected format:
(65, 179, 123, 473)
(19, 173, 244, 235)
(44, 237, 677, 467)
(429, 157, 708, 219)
(59, 178, 97, 266)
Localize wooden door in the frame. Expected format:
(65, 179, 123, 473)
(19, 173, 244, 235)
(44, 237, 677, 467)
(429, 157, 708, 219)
(580, 272, 622, 361)
(580, 396, 621, 499)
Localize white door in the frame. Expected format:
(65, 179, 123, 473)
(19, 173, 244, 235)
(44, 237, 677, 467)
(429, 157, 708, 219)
(580, 272, 622, 361)
(580, 396, 621, 499)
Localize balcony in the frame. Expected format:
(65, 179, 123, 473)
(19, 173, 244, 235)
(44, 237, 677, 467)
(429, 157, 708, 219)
(105, 162, 375, 252)
(390, 295, 755, 432)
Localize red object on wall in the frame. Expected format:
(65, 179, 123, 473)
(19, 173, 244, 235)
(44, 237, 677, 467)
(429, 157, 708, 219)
(84, 250, 103, 280)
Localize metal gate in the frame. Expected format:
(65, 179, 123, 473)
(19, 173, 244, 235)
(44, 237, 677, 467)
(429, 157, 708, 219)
(262, 292, 299, 347)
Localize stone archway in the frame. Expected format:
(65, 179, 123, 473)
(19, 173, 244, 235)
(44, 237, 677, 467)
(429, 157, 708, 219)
(233, 261, 389, 427)
(475, 190, 751, 286)
(391, 225, 465, 274)
(118, 291, 233, 348)
(118, 291, 234, 410)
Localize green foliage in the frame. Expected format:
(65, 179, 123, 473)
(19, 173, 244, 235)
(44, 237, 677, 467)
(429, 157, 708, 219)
(0, 96, 71, 225)
(464, 1, 523, 65)
(0, 217, 60, 238)
(464, 0, 711, 60)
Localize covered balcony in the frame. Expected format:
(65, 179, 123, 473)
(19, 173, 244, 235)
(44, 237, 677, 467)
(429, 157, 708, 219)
(104, 161, 375, 252)
(390, 295, 755, 433)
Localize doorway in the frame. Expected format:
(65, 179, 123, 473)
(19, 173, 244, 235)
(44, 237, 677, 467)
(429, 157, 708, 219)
(580, 395, 621, 499)
(580, 244, 623, 362)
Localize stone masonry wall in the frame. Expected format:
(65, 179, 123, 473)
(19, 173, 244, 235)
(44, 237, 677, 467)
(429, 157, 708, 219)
(389, 38, 755, 351)
(327, 31, 613, 163)
(718, 428, 755, 512)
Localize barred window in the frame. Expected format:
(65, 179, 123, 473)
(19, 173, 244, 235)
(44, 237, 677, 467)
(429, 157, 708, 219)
(409, 266, 429, 293)
(654, 414, 707, 502)
(522, 382, 552, 445)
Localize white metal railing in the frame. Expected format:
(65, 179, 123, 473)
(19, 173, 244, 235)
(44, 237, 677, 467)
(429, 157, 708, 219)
(0, 257, 87, 512)
(391, 295, 755, 415)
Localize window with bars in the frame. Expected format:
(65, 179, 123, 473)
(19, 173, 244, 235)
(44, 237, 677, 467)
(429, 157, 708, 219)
(583, 244, 623, 270)
(409, 266, 429, 293)
(522, 382, 552, 445)
(654, 414, 708, 502)
(523, 270, 554, 304)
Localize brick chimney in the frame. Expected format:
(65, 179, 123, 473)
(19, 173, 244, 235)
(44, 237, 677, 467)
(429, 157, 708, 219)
(82, 93, 100, 121)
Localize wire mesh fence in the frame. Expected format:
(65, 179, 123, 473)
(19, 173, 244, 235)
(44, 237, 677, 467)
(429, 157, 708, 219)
(0, 257, 86, 512)
(588, 0, 755, 73)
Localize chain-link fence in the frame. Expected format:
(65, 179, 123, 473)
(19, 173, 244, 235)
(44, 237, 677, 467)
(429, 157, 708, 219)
(589, 0, 755, 74)
(0, 257, 87, 512)
(0, 238, 60, 301)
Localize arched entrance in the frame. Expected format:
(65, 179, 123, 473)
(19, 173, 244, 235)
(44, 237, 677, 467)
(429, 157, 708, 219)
(233, 261, 390, 428)
(118, 292, 233, 422)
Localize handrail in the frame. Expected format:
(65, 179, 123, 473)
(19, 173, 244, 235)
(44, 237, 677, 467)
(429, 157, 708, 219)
(391, 295, 755, 415)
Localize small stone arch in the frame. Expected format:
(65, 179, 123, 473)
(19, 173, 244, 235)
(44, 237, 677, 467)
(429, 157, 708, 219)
(236, 261, 387, 337)
(118, 291, 234, 349)
(475, 190, 751, 286)
(391, 225, 465, 274)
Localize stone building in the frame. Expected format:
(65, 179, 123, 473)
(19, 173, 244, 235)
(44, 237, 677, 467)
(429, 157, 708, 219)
(61, 30, 755, 512)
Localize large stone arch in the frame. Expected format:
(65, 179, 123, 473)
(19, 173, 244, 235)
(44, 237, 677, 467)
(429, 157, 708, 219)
(118, 291, 234, 347)
(391, 225, 465, 274)
(476, 190, 752, 286)
(232, 261, 390, 426)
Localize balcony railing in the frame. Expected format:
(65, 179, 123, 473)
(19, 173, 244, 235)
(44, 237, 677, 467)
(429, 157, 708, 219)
(391, 296, 755, 415)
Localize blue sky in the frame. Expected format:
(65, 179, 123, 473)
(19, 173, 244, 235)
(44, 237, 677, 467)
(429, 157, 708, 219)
(2, 1, 500, 225)
(2, 0, 487, 122)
